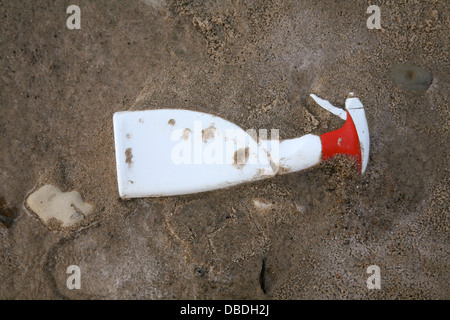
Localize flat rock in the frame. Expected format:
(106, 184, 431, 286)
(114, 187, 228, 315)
(390, 63, 432, 91)
(26, 184, 93, 227)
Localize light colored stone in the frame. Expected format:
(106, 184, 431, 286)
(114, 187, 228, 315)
(26, 184, 93, 227)
(252, 199, 273, 211)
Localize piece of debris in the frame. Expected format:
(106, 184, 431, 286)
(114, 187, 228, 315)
(233, 147, 250, 169)
(202, 124, 216, 142)
(125, 148, 133, 168)
(26, 184, 93, 227)
(112, 93, 369, 198)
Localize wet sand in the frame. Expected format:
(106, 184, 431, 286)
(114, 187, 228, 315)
(0, 0, 448, 299)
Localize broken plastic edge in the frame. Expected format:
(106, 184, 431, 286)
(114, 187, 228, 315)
(345, 94, 370, 174)
(113, 112, 127, 198)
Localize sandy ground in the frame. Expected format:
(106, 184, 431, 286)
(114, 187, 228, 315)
(0, 0, 448, 299)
